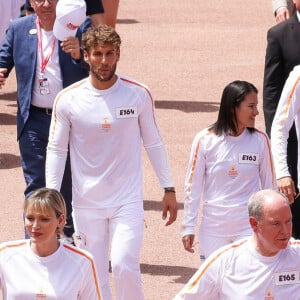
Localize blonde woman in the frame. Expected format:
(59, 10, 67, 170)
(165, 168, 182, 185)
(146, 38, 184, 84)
(0, 188, 101, 299)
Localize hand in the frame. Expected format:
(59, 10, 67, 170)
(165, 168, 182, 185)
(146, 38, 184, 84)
(0, 68, 7, 89)
(182, 235, 195, 253)
(275, 7, 290, 23)
(277, 176, 296, 203)
(60, 36, 81, 60)
(162, 191, 177, 226)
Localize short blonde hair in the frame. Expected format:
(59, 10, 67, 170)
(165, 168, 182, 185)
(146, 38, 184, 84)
(24, 188, 66, 235)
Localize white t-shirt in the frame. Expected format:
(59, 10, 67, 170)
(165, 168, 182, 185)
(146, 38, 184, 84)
(31, 29, 63, 108)
(182, 128, 276, 237)
(0, 240, 101, 299)
(271, 65, 300, 189)
(46, 76, 173, 208)
(174, 237, 300, 300)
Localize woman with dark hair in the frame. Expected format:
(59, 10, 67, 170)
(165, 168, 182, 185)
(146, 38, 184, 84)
(181, 80, 276, 261)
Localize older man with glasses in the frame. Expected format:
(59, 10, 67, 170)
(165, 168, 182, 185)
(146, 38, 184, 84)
(25, 0, 108, 27)
(0, 0, 90, 242)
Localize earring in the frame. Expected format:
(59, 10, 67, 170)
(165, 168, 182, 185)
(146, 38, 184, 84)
(56, 227, 61, 239)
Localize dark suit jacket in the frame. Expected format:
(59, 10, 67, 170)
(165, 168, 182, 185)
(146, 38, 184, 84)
(263, 14, 300, 234)
(263, 14, 300, 139)
(0, 14, 90, 139)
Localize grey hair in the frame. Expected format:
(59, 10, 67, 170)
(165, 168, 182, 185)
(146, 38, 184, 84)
(248, 189, 288, 222)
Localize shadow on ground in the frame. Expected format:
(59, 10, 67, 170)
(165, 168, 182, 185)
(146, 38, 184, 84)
(155, 100, 220, 113)
(117, 18, 139, 24)
(144, 199, 183, 211)
(0, 91, 17, 101)
(0, 153, 20, 169)
(108, 261, 197, 284)
(140, 263, 197, 284)
(0, 113, 16, 125)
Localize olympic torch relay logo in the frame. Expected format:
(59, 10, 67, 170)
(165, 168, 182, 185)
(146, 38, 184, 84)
(228, 165, 238, 178)
(35, 288, 47, 299)
(264, 289, 275, 300)
(101, 117, 111, 132)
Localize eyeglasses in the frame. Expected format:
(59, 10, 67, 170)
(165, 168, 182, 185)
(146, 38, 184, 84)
(32, 0, 57, 6)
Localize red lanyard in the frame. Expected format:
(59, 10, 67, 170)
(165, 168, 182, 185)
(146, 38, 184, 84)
(36, 17, 56, 75)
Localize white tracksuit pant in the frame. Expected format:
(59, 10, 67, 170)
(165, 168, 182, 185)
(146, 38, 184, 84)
(73, 201, 144, 300)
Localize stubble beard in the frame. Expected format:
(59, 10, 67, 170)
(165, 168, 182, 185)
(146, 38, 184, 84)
(91, 63, 117, 82)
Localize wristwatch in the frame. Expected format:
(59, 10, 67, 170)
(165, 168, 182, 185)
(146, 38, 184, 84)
(164, 187, 176, 193)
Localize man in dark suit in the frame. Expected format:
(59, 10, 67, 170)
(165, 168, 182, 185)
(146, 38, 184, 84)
(0, 0, 89, 240)
(263, 2, 300, 238)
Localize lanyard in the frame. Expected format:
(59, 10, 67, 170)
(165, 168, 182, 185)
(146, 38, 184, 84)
(36, 17, 56, 75)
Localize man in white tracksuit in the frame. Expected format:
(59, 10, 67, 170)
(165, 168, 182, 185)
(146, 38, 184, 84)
(174, 189, 299, 300)
(46, 25, 177, 300)
(271, 64, 300, 203)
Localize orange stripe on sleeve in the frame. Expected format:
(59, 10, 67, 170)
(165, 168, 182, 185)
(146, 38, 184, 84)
(49, 79, 87, 142)
(120, 77, 159, 130)
(289, 240, 300, 246)
(187, 239, 247, 292)
(184, 131, 212, 206)
(63, 244, 102, 300)
(182, 130, 212, 230)
(254, 129, 276, 187)
(0, 241, 26, 252)
(283, 76, 300, 118)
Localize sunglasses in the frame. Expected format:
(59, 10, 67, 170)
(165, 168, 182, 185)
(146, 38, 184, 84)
(32, 0, 57, 6)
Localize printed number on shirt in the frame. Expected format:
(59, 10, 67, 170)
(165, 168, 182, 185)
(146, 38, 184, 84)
(274, 271, 300, 285)
(116, 107, 138, 119)
(238, 153, 259, 165)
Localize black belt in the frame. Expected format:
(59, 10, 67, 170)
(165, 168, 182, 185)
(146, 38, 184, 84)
(30, 105, 53, 115)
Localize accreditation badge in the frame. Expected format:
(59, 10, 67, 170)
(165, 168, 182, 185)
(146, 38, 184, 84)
(39, 77, 50, 95)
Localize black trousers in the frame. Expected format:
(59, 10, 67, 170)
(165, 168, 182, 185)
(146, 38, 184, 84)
(287, 137, 300, 239)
